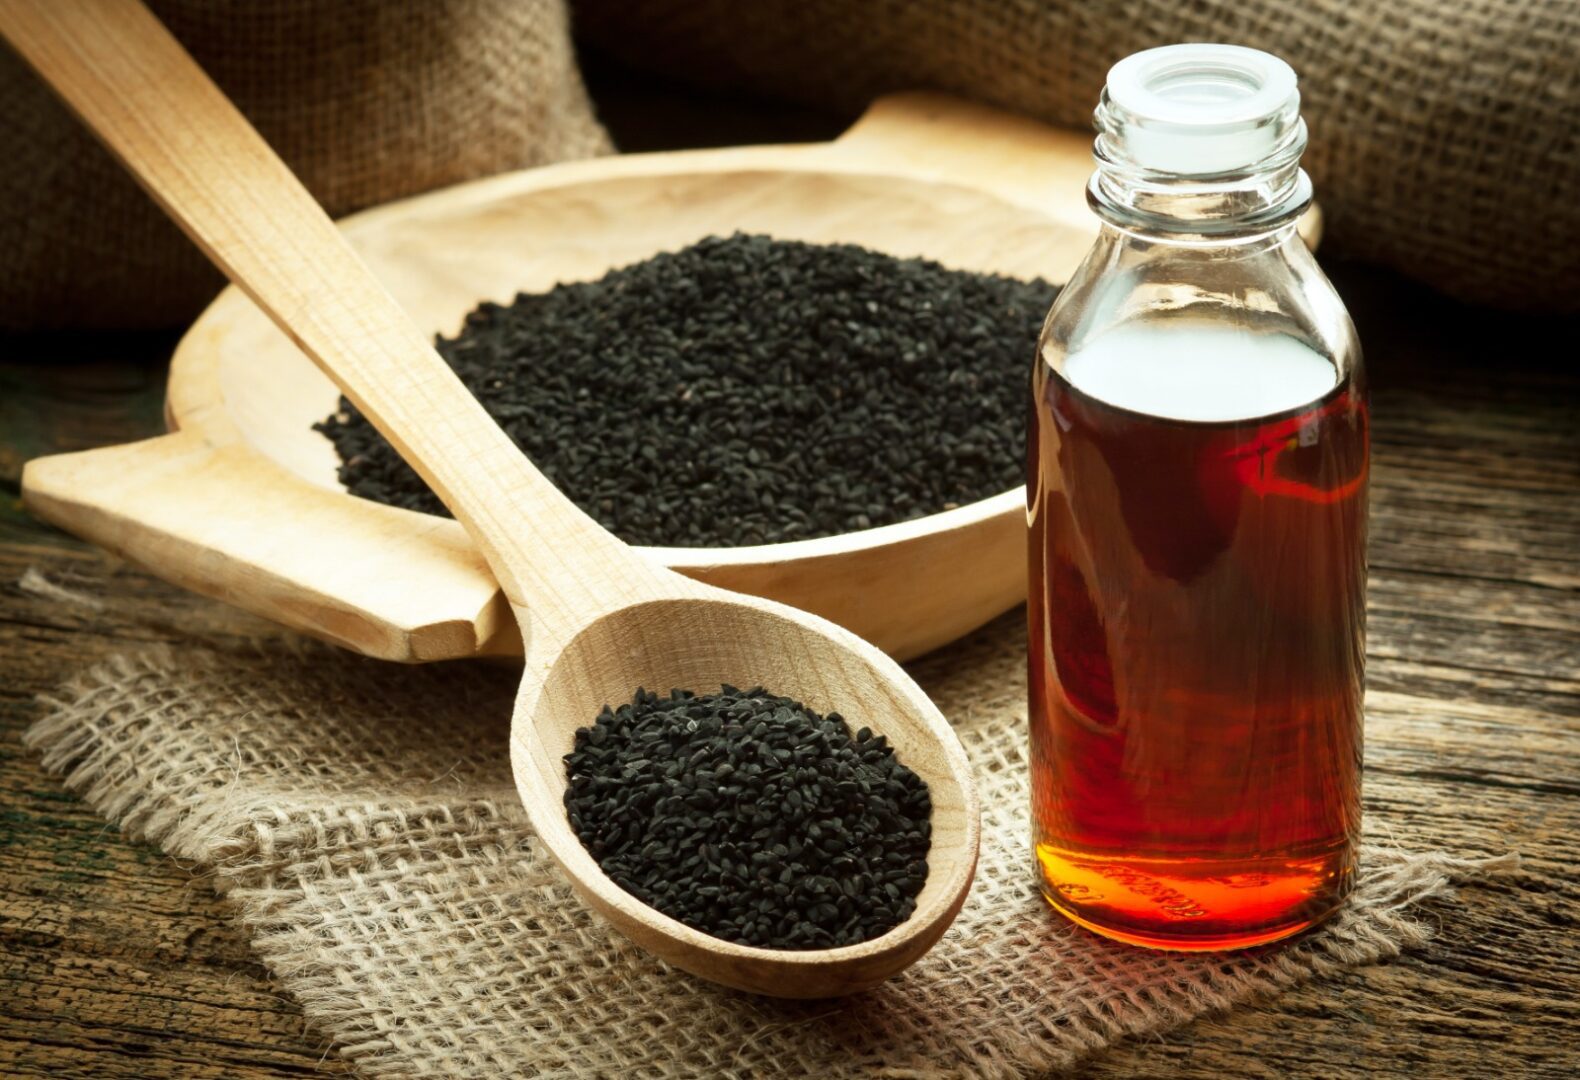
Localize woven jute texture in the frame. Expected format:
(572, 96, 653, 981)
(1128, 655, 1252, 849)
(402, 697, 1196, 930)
(575, 0, 1580, 312)
(0, 0, 610, 332)
(25, 599, 1515, 1077)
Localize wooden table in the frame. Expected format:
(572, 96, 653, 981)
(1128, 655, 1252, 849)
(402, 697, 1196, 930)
(1, 256, 1576, 1076)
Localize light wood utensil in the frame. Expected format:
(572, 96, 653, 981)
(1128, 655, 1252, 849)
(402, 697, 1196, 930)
(0, 0, 980, 997)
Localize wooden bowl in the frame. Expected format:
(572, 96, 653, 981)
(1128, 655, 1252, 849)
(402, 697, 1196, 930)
(23, 92, 1319, 662)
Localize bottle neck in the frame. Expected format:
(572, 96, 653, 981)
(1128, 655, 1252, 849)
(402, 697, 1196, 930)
(1089, 84, 1312, 239)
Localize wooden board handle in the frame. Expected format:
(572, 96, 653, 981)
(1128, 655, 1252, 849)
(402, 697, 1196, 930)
(828, 92, 1096, 221)
(828, 91, 1323, 247)
(21, 433, 515, 661)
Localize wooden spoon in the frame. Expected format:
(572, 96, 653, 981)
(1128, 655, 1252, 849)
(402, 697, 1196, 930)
(0, 0, 981, 997)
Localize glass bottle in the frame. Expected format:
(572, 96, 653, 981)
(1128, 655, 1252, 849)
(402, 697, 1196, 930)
(1028, 44, 1367, 950)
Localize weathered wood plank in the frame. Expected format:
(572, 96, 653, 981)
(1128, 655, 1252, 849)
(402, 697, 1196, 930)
(0, 335, 173, 486)
(1368, 570, 1579, 634)
(2, 250, 1577, 1079)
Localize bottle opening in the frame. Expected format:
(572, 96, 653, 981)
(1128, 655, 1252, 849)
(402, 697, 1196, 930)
(1100, 44, 1301, 176)
(1143, 60, 1266, 107)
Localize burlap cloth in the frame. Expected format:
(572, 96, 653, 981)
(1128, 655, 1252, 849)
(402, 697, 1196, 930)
(574, 0, 1580, 312)
(23, 571, 1515, 1077)
(0, 0, 610, 331)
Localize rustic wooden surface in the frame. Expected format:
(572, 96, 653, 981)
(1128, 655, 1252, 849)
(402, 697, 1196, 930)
(3, 259, 1576, 1077)
(2, 62, 1578, 1074)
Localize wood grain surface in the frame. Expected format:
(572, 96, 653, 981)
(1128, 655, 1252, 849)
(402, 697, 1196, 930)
(2, 61, 1577, 1074)
(3, 260, 1576, 1077)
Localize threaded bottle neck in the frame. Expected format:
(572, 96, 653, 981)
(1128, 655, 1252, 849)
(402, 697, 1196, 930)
(1089, 44, 1313, 237)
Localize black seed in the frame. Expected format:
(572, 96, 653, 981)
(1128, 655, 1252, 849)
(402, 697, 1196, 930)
(316, 233, 1057, 546)
(560, 684, 932, 951)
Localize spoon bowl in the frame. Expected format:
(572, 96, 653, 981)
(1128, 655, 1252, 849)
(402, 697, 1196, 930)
(1, 0, 982, 997)
(514, 593, 978, 996)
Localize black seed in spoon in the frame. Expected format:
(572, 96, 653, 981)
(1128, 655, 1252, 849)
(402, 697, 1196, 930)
(562, 685, 932, 950)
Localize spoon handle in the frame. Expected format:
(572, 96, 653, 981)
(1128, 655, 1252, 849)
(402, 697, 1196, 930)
(0, 0, 663, 643)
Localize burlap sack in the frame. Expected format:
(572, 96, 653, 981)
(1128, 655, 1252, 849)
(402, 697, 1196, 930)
(23, 567, 1515, 1077)
(574, 0, 1580, 312)
(1, 0, 610, 331)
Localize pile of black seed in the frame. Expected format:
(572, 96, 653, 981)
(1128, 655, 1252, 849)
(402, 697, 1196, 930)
(563, 685, 932, 950)
(317, 233, 1055, 546)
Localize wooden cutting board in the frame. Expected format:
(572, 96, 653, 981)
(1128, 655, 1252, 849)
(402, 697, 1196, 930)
(21, 92, 1320, 663)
